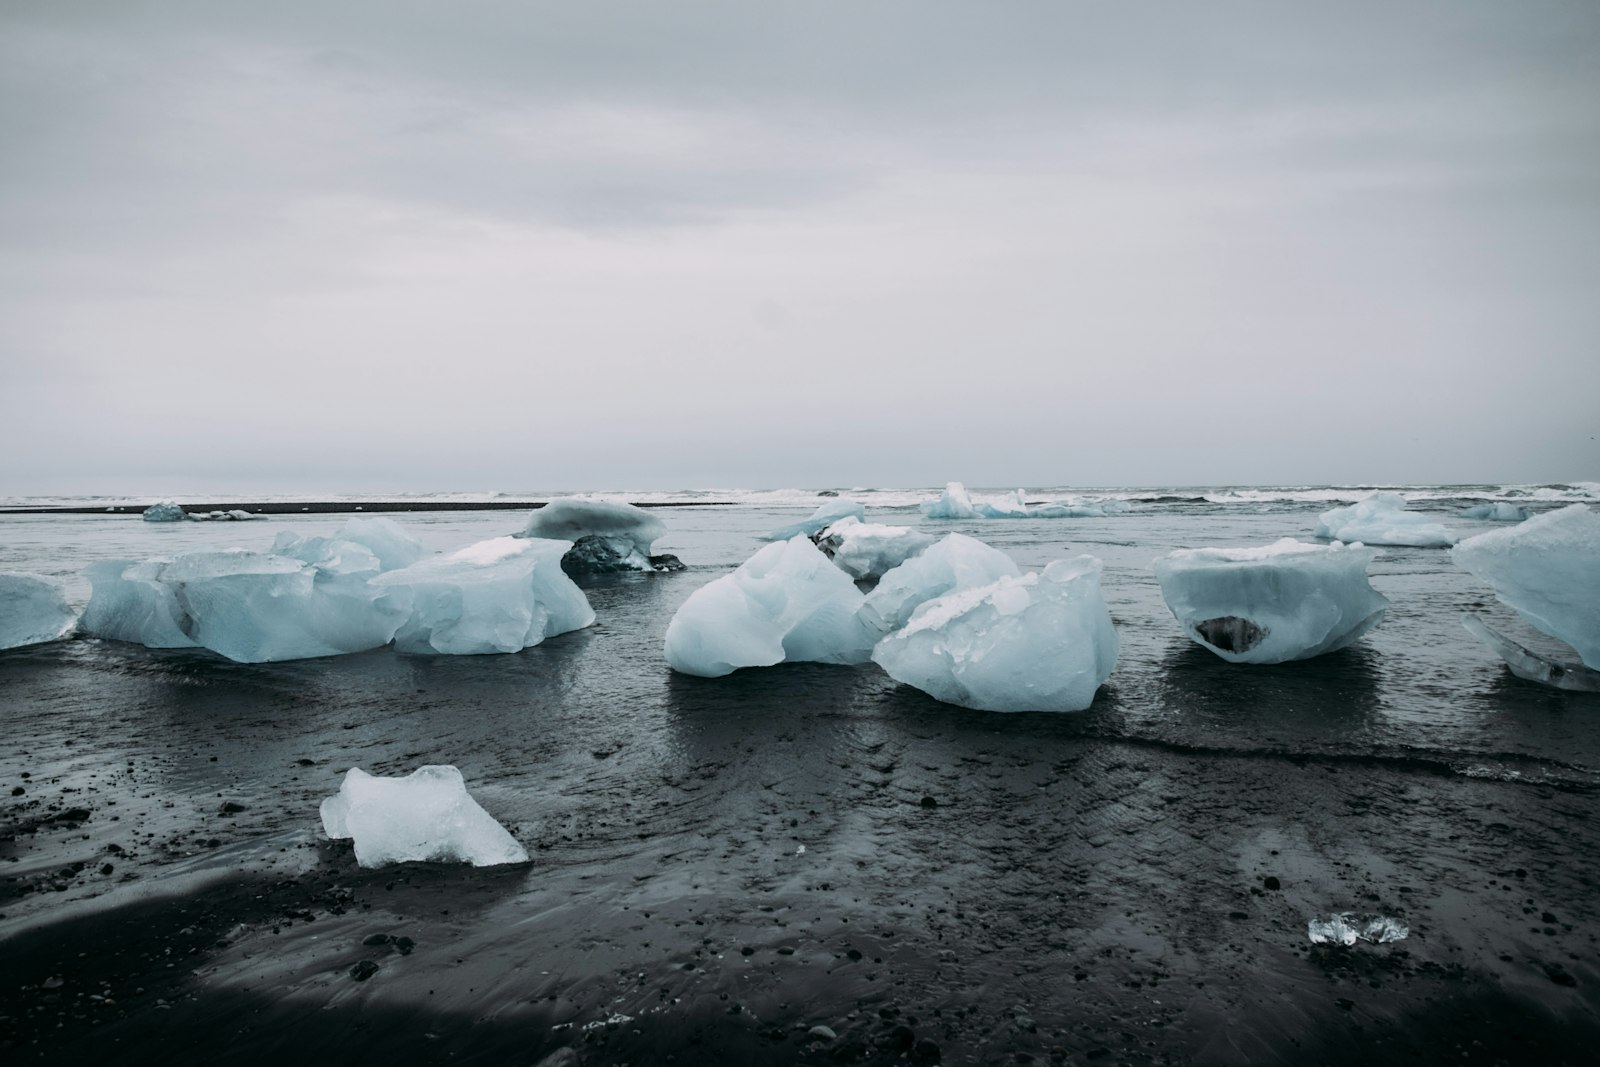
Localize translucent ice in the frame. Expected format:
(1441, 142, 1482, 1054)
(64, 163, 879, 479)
(664, 535, 875, 677)
(1451, 504, 1600, 669)
(974, 489, 1032, 518)
(1315, 493, 1456, 547)
(142, 500, 187, 522)
(919, 482, 977, 520)
(1153, 539, 1389, 663)
(1461, 615, 1600, 692)
(80, 559, 202, 649)
(373, 536, 595, 655)
(871, 556, 1119, 712)
(859, 533, 1021, 635)
(814, 517, 937, 580)
(0, 573, 77, 650)
(1307, 913, 1409, 946)
(767, 499, 868, 541)
(1459, 502, 1529, 522)
(522, 498, 673, 572)
(1030, 499, 1132, 518)
(320, 765, 528, 868)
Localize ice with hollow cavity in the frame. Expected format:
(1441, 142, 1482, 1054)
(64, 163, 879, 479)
(372, 536, 594, 655)
(0, 573, 77, 650)
(320, 765, 528, 868)
(920, 482, 977, 520)
(858, 533, 1021, 636)
(871, 556, 1118, 712)
(664, 535, 875, 677)
(142, 500, 187, 522)
(767, 499, 868, 541)
(1459, 502, 1529, 522)
(522, 498, 676, 572)
(1307, 913, 1409, 946)
(1153, 539, 1389, 663)
(814, 517, 937, 580)
(1451, 504, 1600, 669)
(1314, 493, 1456, 547)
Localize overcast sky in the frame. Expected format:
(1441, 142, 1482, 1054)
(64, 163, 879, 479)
(2, 1, 1597, 494)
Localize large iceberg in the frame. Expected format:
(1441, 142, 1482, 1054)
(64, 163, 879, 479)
(142, 500, 188, 522)
(664, 535, 875, 677)
(859, 533, 1021, 635)
(320, 765, 528, 868)
(1451, 504, 1600, 669)
(0, 573, 77, 650)
(920, 482, 977, 520)
(767, 499, 868, 541)
(522, 498, 679, 572)
(373, 536, 594, 655)
(1153, 539, 1389, 663)
(1314, 493, 1456, 547)
(1459, 502, 1529, 522)
(871, 556, 1119, 712)
(813, 517, 937, 581)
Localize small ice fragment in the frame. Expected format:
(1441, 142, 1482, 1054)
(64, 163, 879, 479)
(796, 844, 806, 855)
(319, 765, 528, 867)
(142, 500, 188, 522)
(1307, 912, 1409, 945)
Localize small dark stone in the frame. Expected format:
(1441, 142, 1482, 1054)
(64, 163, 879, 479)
(362, 933, 392, 946)
(920, 796, 938, 809)
(350, 960, 379, 981)
(295, 758, 316, 767)
(1085, 1049, 1111, 1061)
(395, 936, 415, 955)
(879, 1024, 915, 1051)
(741, 946, 754, 956)
(1228, 911, 1249, 921)
(1262, 876, 1281, 891)
(219, 801, 247, 814)
(100, 863, 114, 876)
(846, 948, 863, 961)
(54, 807, 91, 822)
(1542, 911, 1558, 924)
(912, 1038, 942, 1064)
(1546, 964, 1577, 987)
(1335, 998, 1355, 1011)
(9, 786, 22, 796)
(777, 946, 795, 955)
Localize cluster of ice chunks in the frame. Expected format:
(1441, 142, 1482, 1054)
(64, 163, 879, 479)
(373, 537, 594, 655)
(858, 533, 1021, 635)
(320, 765, 528, 868)
(80, 516, 594, 662)
(921, 481, 1130, 520)
(1307, 913, 1409, 946)
(813, 517, 937, 580)
(767, 499, 868, 541)
(1452, 504, 1600, 671)
(0, 573, 77, 651)
(1153, 539, 1389, 663)
(522, 497, 681, 573)
(663, 535, 875, 677)
(873, 557, 1119, 712)
(1459, 502, 1529, 522)
(1315, 493, 1456, 547)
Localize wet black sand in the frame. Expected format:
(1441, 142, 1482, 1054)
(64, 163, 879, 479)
(4, 518, 1600, 1065)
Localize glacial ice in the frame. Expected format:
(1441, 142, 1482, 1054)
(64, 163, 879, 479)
(1307, 913, 1409, 946)
(858, 533, 1021, 635)
(190, 510, 261, 522)
(320, 765, 528, 868)
(1030, 499, 1132, 518)
(1451, 504, 1600, 669)
(80, 559, 202, 649)
(142, 500, 187, 522)
(1314, 493, 1456, 547)
(664, 535, 875, 677)
(767, 499, 868, 541)
(0, 573, 77, 650)
(920, 482, 977, 520)
(372, 536, 594, 655)
(871, 556, 1119, 712)
(1459, 502, 1529, 522)
(974, 489, 1032, 518)
(274, 516, 428, 573)
(522, 498, 677, 572)
(814, 517, 937, 580)
(1461, 615, 1600, 692)
(1153, 539, 1389, 663)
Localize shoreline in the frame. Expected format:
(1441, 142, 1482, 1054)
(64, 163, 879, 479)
(0, 500, 739, 516)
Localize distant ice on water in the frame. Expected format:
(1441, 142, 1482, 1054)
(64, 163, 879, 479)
(1315, 493, 1456, 547)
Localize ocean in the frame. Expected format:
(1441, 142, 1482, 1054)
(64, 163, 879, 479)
(2, 483, 1597, 1064)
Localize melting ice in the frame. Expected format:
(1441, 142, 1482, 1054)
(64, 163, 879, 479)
(320, 765, 529, 868)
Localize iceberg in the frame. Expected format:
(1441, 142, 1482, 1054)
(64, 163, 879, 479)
(522, 498, 679, 572)
(1030, 499, 1132, 518)
(1459, 502, 1529, 522)
(767, 499, 868, 541)
(1152, 539, 1389, 663)
(974, 489, 1032, 518)
(871, 556, 1118, 712)
(1314, 493, 1456, 547)
(1451, 504, 1600, 669)
(664, 535, 875, 677)
(859, 533, 1021, 635)
(372, 536, 594, 655)
(80, 559, 202, 649)
(142, 500, 188, 522)
(919, 482, 977, 520)
(0, 573, 77, 650)
(813, 517, 937, 581)
(320, 765, 528, 868)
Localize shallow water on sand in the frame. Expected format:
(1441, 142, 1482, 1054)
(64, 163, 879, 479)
(2, 504, 1597, 1064)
